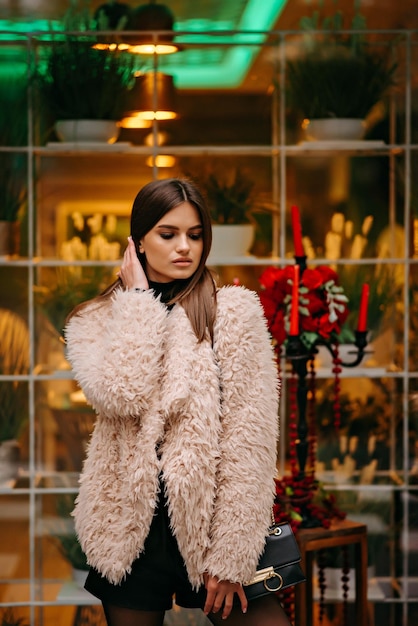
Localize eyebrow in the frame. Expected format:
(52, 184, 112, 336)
(156, 224, 202, 230)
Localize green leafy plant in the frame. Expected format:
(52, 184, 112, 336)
(54, 531, 89, 570)
(287, 50, 395, 120)
(286, 1, 396, 120)
(0, 75, 28, 222)
(36, 2, 135, 122)
(202, 168, 255, 225)
(35, 266, 114, 337)
(0, 310, 29, 442)
(38, 41, 135, 121)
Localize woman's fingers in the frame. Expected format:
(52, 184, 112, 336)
(203, 576, 218, 615)
(221, 593, 234, 619)
(119, 237, 149, 290)
(203, 576, 248, 619)
(236, 585, 248, 615)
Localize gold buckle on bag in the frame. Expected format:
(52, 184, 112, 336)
(245, 567, 284, 591)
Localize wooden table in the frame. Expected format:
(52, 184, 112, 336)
(295, 519, 368, 626)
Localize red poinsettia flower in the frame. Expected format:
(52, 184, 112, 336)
(301, 267, 325, 290)
(258, 266, 281, 289)
(259, 263, 350, 351)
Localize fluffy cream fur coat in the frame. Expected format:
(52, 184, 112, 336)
(65, 285, 280, 588)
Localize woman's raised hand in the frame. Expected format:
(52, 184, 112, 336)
(117, 236, 149, 291)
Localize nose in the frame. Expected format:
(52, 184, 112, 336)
(176, 234, 190, 253)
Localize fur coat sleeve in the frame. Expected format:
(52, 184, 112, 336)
(64, 288, 168, 418)
(203, 286, 280, 583)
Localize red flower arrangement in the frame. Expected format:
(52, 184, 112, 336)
(259, 264, 350, 353)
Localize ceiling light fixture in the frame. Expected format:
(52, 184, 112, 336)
(125, 1, 180, 55)
(144, 130, 176, 168)
(118, 117, 152, 129)
(146, 155, 176, 168)
(124, 73, 178, 121)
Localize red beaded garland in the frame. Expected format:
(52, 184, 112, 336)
(289, 370, 299, 477)
(332, 343, 342, 431)
(308, 357, 317, 474)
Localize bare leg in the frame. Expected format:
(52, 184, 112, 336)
(206, 594, 292, 626)
(102, 603, 165, 626)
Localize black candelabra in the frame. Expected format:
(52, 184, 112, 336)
(286, 330, 369, 478)
(285, 254, 369, 499)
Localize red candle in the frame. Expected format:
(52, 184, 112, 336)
(289, 264, 300, 336)
(291, 205, 305, 257)
(357, 283, 370, 331)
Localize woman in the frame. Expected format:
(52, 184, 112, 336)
(65, 178, 289, 626)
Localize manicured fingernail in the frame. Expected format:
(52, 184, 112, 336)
(242, 608, 247, 614)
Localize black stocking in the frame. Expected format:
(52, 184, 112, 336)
(206, 594, 292, 626)
(102, 603, 165, 626)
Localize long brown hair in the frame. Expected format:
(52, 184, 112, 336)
(67, 178, 217, 342)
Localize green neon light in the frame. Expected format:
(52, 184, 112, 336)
(166, 0, 288, 88)
(0, 19, 61, 41)
(0, 0, 288, 88)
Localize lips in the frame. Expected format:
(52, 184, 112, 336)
(173, 258, 192, 264)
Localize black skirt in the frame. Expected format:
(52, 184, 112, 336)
(84, 488, 207, 612)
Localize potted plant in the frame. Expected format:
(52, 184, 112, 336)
(35, 266, 112, 335)
(36, 266, 113, 339)
(0, 309, 29, 483)
(0, 75, 28, 256)
(196, 167, 269, 258)
(286, 2, 396, 140)
(36, 3, 135, 143)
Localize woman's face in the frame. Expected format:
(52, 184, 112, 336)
(140, 201, 204, 283)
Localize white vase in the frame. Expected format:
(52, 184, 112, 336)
(209, 224, 255, 259)
(55, 120, 120, 144)
(304, 118, 367, 141)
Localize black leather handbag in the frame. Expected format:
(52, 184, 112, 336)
(243, 522, 306, 600)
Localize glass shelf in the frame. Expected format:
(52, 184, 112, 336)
(31, 142, 410, 157)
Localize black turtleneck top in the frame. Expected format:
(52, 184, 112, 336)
(148, 279, 188, 309)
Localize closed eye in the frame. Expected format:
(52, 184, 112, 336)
(159, 231, 202, 241)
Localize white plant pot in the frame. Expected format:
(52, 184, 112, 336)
(304, 118, 367, 141)
(209, 224, 255, 259)
(55, 120, 120, 144)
